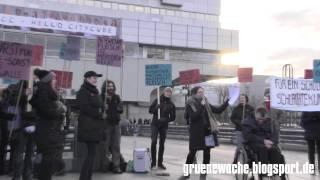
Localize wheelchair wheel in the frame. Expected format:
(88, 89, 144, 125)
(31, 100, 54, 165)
(235, 146, 249, 180)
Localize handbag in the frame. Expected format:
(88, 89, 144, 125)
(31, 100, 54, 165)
(205, 133, 219, 148)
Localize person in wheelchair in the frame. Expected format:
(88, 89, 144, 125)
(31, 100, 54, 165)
(242, 107, 286, 180)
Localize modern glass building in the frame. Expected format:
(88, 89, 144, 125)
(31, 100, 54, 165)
(0, 0, 238, 122)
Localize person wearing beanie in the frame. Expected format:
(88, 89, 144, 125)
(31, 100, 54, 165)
(29, 69, 66, 180)
(149, 86, 176, 170)
(99, 80, 124, 174)
(77, 71, 104, 180)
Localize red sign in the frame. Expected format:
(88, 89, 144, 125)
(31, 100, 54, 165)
(238, 68, 253, 83)
(31, 45, 44, 66)
(304, 69, 313, 79)
(52, 70, 73, 89)
(0, 41, 32, 80)
(179, 69, 200, 85)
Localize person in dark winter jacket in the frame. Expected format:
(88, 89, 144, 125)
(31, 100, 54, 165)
(181, 86, 228, 178)
(76, 71, 104, 180)
(29, 70, 66, 180)
(242, 107, 285, 179)
(2, 81, 36, 180)
(0, 92, 16, 175)
(231, 94, 254, 147)
(149, 87, 176, 170)
(301, 112, 320, 173)
(100, 80, 123, 174)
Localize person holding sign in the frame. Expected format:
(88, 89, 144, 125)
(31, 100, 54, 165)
(100, 80, 124, 174)
(29, 70, 66, 180)
(76, 71, 104, 180)
(181, 86, 229, 178)
(149, 87, 176, 170)
(231, 94, 254, 147)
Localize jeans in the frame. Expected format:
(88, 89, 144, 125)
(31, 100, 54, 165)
(11, 130, 35, 180)
(151, 125, 168, 166)
(80, 142, 97, 180)
(307, 139, 320, 169)
(103, 125, 121, 170)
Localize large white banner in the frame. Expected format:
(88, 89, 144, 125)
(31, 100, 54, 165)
(0, 13, 117, 36)
(270, 77, 320, 112)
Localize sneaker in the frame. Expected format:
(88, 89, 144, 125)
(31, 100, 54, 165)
(158, 164, 167, 170)
(151, 163, 157, 170)
(112, 168, 123, 174)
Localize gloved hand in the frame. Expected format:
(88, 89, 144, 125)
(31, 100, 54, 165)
(25, 125, 36, 133)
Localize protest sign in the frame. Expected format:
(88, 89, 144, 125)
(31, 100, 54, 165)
(305, 69, 313, 79)
(31, 45, 44, 66)
(238, 68, 253, 83)
(270, 77, 320, 111)
(313, 60, 320, 82)
(52, 70, 73, 89)
(60, 36, 81, 61)
(96, 36, 123, 67)
(0, 41, 32, 80)
(179, 69, 200, 85)
(228, 85, 240, 105)
(145, 64, 172, 86)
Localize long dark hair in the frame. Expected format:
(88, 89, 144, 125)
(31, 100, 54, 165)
(101, 80, 116, 99)
(190, 86, 203, 96)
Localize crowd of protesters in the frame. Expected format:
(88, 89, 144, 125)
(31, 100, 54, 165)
(0, 69, 319, 180)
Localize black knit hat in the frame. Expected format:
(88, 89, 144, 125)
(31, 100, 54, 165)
(34, 69, 50, 79)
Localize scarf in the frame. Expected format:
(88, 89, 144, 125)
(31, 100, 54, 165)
(187, 96, 219, 133)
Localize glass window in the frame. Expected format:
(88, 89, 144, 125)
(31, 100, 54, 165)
(147, 47, 165, 59)
(167, 10, 175, 16)
(189, 13, 197, 19)
(128, 5, 135, 12)
(84, 39, 96, 59)
(135, 6, 144, 13)
(111, 3, 118, 10)
(119, 4, 128, 11)
(124, 42, 139, 57)
(94, 1, 102, 8)
(46, 36, 66, 56)
(102, 2, 111, 8)
(67, 0, 76, 4)
(144, 7, 151, 14)
(175, 11, 182, 17)
(151, 8, 159, 15)
(197, 13, 205, 20)
(4, 32, 25, 43)
(26, 34, 45, 46)
(182, 12, 189, 18)
(160, 9, 166, 15)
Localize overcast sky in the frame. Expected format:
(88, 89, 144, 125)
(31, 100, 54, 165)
(220, 0, 320, 77)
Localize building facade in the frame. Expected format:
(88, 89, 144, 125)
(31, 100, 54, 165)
(0, 0, 238, 122)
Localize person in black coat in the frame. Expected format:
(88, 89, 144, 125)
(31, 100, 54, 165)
(231, 94, 254, 143)
(100, 80, 124, 174)
(182, 86, 228, 178)
(301, 112, 320, 173)
(76, 71, 104, 180)
(29, 70, 66, 180)
(149, 87, 176, 170)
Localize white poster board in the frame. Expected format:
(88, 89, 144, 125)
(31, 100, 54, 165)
(270, 77, 320, 112)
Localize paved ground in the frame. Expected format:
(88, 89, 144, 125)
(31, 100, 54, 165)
(0, 136, 318, 180)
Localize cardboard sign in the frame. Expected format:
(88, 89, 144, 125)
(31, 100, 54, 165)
(145, 64, 172, 86)
(238, 68, 253, 83)
(31, 45, 44, 66)
(52, 70, 73, 89)
(179, 69, 200, 85)
(270, 77, 320, 111)
(313, 60, 320, 82)
(305, 69, 313, 79)
(96, 36, 123, 67)
(0, 41, 32, 80)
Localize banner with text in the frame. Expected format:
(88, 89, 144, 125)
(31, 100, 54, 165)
(0, 41, 32, 80)
(270, 77, 320, 111)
